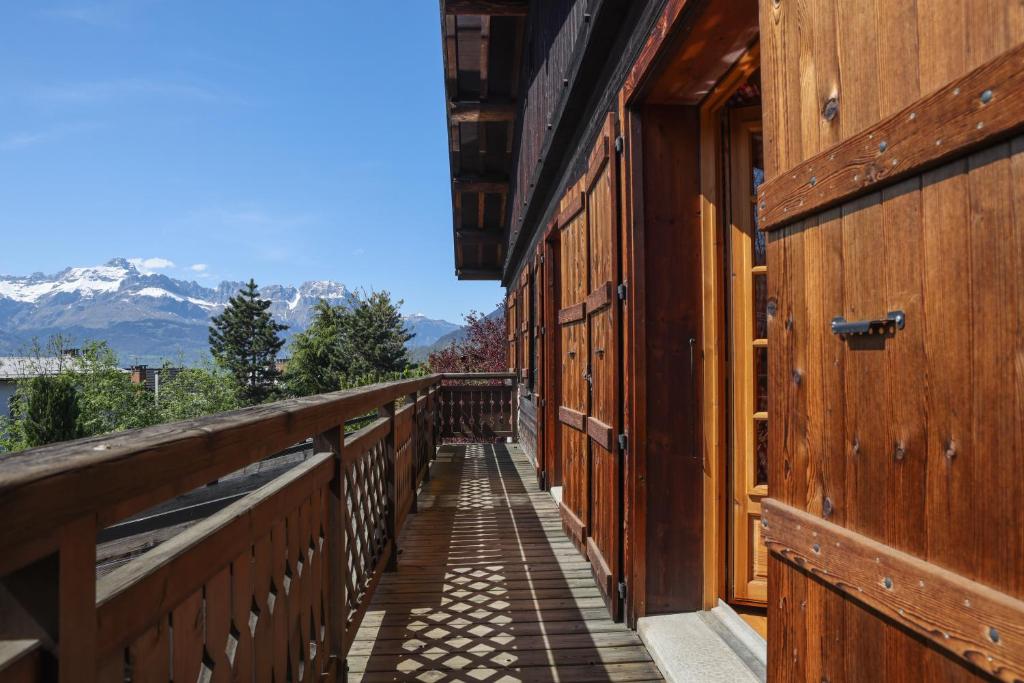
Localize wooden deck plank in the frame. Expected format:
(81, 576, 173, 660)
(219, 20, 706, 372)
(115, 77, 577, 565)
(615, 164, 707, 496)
(351, 444, 663, 681)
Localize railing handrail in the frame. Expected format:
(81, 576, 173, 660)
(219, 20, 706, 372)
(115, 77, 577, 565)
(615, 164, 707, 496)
(0, 373, 442, 563)
(440, 372, 516, 380)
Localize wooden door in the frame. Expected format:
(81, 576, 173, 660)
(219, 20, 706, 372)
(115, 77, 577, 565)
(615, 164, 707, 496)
(759, 3, 1024, 680)
(557, 180, 590, 552)
(726, 107, 767, 605)
(584, 114, 623, 619)
(543, 228, 563, 488)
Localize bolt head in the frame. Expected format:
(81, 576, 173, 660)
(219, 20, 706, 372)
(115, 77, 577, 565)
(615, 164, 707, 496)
(981, 89, 993, 104)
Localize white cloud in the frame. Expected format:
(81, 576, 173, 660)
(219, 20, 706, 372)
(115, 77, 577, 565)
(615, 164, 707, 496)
(129, 257, 175, 274)
(189, 263, 208, 272)
(0, 123, 99, 152)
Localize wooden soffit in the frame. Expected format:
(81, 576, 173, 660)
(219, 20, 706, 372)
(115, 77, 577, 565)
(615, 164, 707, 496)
(441, 1, 527, 280)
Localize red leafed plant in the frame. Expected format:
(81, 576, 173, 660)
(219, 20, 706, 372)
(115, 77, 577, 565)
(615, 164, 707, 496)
(428, 303, 506, 374)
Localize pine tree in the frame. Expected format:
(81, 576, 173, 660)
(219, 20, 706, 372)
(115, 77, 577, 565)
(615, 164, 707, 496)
(342, 291, 413, 378)
(209, 279, 287, 405)
(22, 375, 82, 447)
(284, 300, 348, 397)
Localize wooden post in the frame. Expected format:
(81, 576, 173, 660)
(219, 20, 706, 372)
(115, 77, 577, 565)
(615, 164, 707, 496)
(407, 391, 419, 514)
(313, 425, 345, 673)
(58, 516, 97, 683)
(379, 400, 398, 572)
(3, 516, 100, 681)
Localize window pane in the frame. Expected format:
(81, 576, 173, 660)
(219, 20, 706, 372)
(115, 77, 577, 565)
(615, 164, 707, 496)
(752, 132, 766, 265)
(756, 420, 769, 486)
(754, 274, 768, 341)
(755, 345, 768, 413)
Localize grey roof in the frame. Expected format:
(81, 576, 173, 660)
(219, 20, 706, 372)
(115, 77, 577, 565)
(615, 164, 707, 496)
(0, 356, 73, 380)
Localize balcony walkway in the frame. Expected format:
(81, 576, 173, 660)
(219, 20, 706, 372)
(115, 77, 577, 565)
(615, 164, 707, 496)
(350, 443, 663, 682)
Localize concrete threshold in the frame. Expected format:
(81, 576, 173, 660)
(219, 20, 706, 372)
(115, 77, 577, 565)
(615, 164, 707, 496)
(638, 602, 766, 683)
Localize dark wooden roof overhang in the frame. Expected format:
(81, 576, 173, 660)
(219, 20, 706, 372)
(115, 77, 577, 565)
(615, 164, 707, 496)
(440, 0, 527, 280)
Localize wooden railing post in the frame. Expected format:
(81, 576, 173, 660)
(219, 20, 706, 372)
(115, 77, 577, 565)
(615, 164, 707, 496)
(379, 400, 399, 572)
(313, 425, 346, 676)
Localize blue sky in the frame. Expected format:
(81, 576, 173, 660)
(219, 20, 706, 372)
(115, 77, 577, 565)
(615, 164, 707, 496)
(0, 1, 502, 322)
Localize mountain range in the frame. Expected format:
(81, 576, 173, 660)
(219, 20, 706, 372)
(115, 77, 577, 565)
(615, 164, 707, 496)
(0, 258, 461, 365)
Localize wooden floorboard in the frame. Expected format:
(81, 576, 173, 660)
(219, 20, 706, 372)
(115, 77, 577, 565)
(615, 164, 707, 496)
(351, 443, 663, 681)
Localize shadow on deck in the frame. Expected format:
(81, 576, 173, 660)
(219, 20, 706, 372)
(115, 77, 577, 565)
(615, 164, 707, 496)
(350, 443, 663, 682)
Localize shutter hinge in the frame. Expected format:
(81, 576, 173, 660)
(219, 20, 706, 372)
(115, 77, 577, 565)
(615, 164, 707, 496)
(617, 282, 628, 301)
(618, 580, 627, 600)
(614, 136, 624, 154)
(618, 433, 628, 452)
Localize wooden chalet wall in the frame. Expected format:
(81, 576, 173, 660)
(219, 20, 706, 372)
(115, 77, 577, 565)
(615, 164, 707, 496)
(759, 2, 1024, 680)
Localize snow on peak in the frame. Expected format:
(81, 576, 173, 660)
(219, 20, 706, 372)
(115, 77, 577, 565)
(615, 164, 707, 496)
(0, 261, 130, 303)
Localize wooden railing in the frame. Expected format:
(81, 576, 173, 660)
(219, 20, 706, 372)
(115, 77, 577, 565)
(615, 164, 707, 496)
(438, 372, 518, 442)
(0, 373, 494, 682)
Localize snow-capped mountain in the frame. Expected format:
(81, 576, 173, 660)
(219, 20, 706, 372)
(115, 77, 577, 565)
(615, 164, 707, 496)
(0, 258, 458, 364)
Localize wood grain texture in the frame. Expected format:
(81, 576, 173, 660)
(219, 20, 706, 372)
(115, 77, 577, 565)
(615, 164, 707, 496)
(758, 40, 1024, 231)
(763, 499, 1024, 682)
(558, 302, 586, 323)
(0, 375, 441, 560)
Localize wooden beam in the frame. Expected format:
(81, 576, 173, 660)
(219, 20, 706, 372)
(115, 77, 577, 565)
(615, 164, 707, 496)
(445, 0, 528, 16)
(758, 40, 1024, 231)
(479, 16, 491, 100)
(762, 499, 1024, 681)
(456, 268, 502, 281)
(453, 178, 508, 194)
(450, 101, 516, 123)
(456, 230, 504, 246)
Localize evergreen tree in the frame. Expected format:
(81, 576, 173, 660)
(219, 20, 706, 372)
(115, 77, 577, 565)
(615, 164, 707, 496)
(284, 300, 348, 397)
(209, 279, 287, 405)
(21, 376, 82, 447)
(342, 291, 413, 377)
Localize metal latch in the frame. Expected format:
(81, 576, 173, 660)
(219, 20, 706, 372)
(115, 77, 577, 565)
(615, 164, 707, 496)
(617, 282, 628, 301)
(618, 581, 627, 600)
(618, 433, 628, 452)
(831, 310, 905, 337)
(614, 136, 624, 153)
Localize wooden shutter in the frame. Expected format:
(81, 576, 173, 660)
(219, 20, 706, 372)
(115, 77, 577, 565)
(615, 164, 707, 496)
(556, 178, 589, 553)
(506, 291, 517, 373)
(519, 267, 531, 383)
(583, 113, 623, 619)
(532, 246, 545, 486)
(760, 5, 1024, 680)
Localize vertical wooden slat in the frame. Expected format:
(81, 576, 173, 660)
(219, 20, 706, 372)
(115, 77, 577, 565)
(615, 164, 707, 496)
(380, 400, 398, 572)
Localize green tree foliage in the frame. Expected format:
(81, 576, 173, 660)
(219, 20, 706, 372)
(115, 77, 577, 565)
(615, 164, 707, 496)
(209, 279, 287, 405)
(72, 342, 160, 435)
(283, 292, 415, 398)
(20, 376, 82, 448)
(284, 300, 348, 397)
(342, 291, 413, 377)
(156, 364, 240, 422)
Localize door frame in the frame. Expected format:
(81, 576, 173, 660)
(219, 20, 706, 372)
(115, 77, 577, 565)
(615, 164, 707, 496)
(697, 45, 762, 609)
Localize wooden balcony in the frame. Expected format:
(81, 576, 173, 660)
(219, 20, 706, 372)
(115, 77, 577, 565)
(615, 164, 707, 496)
(0, 373, 658, 681)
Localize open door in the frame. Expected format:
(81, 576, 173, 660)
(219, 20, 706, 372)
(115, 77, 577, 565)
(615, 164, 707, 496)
(726, 105, 768, 605)
(583, 114, 624, 619)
